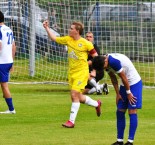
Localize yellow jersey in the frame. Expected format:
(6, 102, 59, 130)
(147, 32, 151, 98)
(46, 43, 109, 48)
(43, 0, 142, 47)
(56, 36, 94, 73)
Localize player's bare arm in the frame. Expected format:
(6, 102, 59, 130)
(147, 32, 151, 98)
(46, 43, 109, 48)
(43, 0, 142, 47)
(109, 71, 123, 104)
(118, 71, 137, 105)
(10, 42, 16, 72)
(43, 20, 56, 42)
(109, 71, 119, 94)
(88, 60, 92, 66)
(89, 50, 98, 77)
(12, 42, 16, 59)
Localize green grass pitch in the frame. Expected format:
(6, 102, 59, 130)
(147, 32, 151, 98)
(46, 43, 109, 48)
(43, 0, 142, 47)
(0, 84, 154, 145)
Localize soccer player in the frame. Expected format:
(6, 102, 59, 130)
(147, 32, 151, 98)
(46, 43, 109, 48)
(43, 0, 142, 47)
(43, 20, 101, 128)
(83, 32, 109, 95)
(0, 11, 16, 114)
(92, 53, 142, 145)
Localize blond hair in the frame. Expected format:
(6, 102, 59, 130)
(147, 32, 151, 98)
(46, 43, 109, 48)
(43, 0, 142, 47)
(72, 21, 84, 35)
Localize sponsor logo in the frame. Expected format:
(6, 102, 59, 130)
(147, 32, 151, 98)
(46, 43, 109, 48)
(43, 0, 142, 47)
(77, 81, 82, 86)
(132, 104, 136, 107)
(78, 43, 82, 47)
(68, 50, 78, 59)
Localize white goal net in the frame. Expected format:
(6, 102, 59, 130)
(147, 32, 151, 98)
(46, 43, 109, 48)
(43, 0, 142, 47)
(0, 0, 155, 87)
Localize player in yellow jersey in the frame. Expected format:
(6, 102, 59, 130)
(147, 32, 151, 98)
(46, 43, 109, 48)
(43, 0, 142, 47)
(43, 20, 102, 128)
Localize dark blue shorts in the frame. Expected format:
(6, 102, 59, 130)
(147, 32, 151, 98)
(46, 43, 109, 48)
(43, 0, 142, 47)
(118, 80, 143, 109)
(0, 63, 13, 82)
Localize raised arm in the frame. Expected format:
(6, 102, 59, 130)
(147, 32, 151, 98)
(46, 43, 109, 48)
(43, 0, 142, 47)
(43, 20, 57, 42)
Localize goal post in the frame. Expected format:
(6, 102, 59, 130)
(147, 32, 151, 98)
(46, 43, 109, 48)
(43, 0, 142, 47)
(1, 0, 155, 87)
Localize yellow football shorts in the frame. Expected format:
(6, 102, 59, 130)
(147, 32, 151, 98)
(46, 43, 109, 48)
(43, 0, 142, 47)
(68, 70, 89, 93)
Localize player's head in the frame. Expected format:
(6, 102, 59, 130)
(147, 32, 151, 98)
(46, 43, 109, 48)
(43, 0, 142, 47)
(92, 56, 106, 71)
(0, 11, 4, 23)
(85, 32, 94, 42)
(69, 21, 84, 36)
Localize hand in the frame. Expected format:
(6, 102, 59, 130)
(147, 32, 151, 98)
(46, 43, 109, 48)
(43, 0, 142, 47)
(10, 66, 14, 72)
(43, 20, 49, 29)
(90, 69, 96, 77)
(116, 94, 124, 105)
(127, 93, 137, 105)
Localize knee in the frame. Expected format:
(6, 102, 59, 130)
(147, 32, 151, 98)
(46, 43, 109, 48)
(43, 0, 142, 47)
(128, 109, 137, 114)
(118, 109, 126, 113)
(71, 90, 80, 102)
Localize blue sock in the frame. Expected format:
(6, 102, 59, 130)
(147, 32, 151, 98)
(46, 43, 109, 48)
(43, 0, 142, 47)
(128, 114, 138, 140)
(5, 98, 14, 111)
(117, 110, 126, 140)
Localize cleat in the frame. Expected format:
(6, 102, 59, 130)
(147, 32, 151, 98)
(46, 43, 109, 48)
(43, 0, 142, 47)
(103, 83, 109, 95)
(96, 91, 102, 95)
(111, 141, 124, 145)
(0, 109, 16, 114)
(96, 86, 102, 95)
(124, 142, 133, 145)
(62, 120, 74, 128)
(96, 100, 102, 117)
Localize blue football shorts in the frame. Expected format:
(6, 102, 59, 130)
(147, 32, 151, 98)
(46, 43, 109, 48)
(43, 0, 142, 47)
(118, 80, 143, 109)
(0, 63, 13, 82)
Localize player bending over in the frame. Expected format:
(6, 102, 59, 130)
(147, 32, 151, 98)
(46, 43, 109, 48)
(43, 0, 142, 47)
(92, 53, 143, 145)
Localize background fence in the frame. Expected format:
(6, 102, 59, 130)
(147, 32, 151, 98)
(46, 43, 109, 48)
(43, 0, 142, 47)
(0, 0, 155, 87)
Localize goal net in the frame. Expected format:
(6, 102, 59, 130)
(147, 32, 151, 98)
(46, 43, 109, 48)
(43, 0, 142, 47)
(0, 0, 155, 87)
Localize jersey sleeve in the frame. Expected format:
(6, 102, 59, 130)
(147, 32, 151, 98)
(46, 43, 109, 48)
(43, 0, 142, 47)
(55, 36, 70, 45)
(108, 55, 123, 73)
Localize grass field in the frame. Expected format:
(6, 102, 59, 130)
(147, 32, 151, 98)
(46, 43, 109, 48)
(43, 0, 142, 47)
(0, 84, 154, 145)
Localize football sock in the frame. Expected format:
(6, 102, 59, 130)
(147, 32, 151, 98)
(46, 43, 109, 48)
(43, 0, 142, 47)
(99, 84, 103, 89)
(88, 78, 97, 87)
(128, 114, 137, 141)
(85, 95, 98, 107)
(69, 102, 80, 124)
(5, 98, 14, 111)
(117, 139, 123, 142)
(88, 78, 100, 92)
(88, 87, 96, 94)
(117, 110, 126, 140)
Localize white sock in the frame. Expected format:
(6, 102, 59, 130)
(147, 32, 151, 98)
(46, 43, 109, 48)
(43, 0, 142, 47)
(99, 84, 103, 90)
(69, 102, 80, 124)
(128, 139, 133, 143)
(89, 78, 97, 87)
(117, 139, 123, 142)
(88, 87, 96, 94)
(85, 95, 98, 107)
(89, 79, 101, 93)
